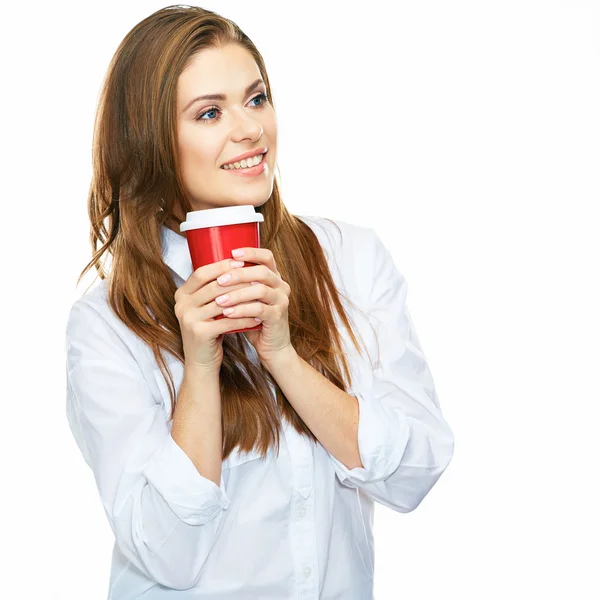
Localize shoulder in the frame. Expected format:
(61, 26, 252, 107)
(67, 279, 110, 326)
(295, 215, 385, 268)
(294, 214, 382, 304)
(295, 214, 376, 256)
(65, 279, 144, 359)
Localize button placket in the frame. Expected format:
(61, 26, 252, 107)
(283, 423, 318, 598)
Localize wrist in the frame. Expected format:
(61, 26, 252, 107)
(184, 360, 221, 380)
(260, 344, 299, 372)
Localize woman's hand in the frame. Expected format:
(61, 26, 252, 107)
(213, 247, 293, 364)
(174, 258, 262, 373)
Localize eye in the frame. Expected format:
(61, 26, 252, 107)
(249, 92, 268, 108)
(194, 92, 269, 123)
(197, 108, 219, 122)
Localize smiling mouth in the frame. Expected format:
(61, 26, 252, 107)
(220, 148, 268, 170)
(221, 154, 265, 171)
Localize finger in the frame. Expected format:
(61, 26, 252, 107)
(188, 279, 253, 311)
(177, 258, 245, 298)
(215, 283, 284, 308)
(216, 283, 274, 309)
(231, 247, 276, 269)
(222, 301, 269, 320)
(220, 264, 280, 289)
(214, 314, 262, 333)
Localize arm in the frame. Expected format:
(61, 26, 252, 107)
(264, 228, 454, 513)
(65, 300, 229, 590)
(262, 348, 363, 471)
(172, 364, 224, 489)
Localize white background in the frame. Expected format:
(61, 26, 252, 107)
(2, 1, 599, 598)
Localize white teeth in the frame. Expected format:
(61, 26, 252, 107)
(223, 153, 264, 170)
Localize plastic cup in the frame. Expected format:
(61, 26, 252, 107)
(180, 205, 265, 334)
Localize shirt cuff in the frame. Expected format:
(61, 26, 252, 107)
(143, 432, 231, 525)
(328, 390, 410, 487)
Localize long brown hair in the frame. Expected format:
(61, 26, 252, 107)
(76, 5, 375, 461)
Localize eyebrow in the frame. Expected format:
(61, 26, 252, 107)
(182, 78, 265, 113)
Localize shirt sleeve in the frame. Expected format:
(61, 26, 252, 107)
(65, 298, 230, 590)
(327, 229, 455, 513)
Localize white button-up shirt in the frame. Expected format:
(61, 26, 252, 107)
(65, 215, 454, 599)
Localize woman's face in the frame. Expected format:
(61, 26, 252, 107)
(176, 44, 278, 211)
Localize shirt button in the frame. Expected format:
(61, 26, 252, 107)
(303, 566, 312, 578)
(297, 505, 306, 518)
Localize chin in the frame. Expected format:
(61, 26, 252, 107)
(230, 194, 270, 207)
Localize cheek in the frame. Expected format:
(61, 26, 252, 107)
(260, 115, 278, 162)
(178, 131, 220, 170)
(264, 109, 278, 139)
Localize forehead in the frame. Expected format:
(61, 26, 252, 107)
(178, 44, 261, 100)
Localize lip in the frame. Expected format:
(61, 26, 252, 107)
(220, 147, 268, 168)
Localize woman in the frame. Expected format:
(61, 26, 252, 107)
(65, 5, 454, 598)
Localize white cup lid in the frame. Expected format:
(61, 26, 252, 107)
(180, 205, 264, 232)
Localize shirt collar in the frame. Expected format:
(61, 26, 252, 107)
(160, 224, 192, 283)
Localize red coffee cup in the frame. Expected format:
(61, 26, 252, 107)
(180, 206, 265, 334)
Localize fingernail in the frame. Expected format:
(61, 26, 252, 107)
(232, 249, 245, 257)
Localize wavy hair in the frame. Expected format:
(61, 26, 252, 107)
(76, 4, 375, 461)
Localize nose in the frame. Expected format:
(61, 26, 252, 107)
(229, 107, 263, 142)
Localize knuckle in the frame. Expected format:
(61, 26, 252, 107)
(175, 299, 187, 318)
(181, 312, 194, 330)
